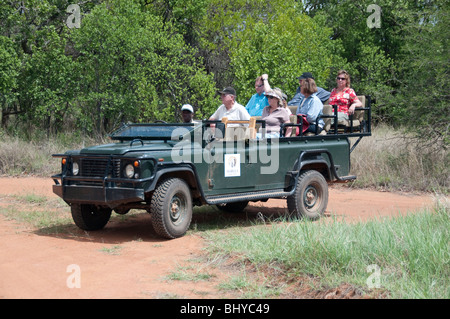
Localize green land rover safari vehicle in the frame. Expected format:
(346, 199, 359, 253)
(52, 97, 371, 239)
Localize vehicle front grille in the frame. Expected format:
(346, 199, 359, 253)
(78, 157, 121, 184)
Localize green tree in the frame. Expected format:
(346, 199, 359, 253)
(0, 35, 20, 127)
(0, 0, 216, 136)
(393, 2, 449, 147)
(197, 0, 345, 103)
(229, 6, 345, 102)
(302, 0, 449, 146)
(300, 0, 404, 118)
(70, 0, 216, 135)
(0, 0, 104, 135)
(140, 0, 209, 45)
(18, 26, 81, 136)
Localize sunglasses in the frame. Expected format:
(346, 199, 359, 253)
(336, 77, 346, 81)
(268, 96, 278, 99)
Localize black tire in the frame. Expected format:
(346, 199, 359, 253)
(71, 204, 112, 230)
(287, 170, 328, 220)
(150, 178, 193, 239)
(216, 201, 249, 213)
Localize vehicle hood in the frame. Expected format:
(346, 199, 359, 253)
(79, 140, 175, 155)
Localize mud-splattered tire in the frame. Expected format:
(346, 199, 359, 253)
(150, 178, 193, 239)
(71, 204, 112, 230)
(287, 170, 328, 220)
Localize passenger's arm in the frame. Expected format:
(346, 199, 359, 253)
(261, 74, 271, 92)
(348, 99, 362, 115)
(285, 125, 292, 137)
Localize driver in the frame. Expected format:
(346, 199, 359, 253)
(181, 104, 195, 123)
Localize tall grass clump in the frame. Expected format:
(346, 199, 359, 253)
(0, 129, 104, 176)
(205, 202, 449, 298)
(350, 124, 449, 193)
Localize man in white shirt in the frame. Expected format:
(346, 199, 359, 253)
(209, 87, 250, 123)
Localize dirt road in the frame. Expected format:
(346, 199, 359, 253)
(0, 177, 436, 299)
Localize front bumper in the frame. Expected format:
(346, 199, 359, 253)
(52, 174, 151, 208)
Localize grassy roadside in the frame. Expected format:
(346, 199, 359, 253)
(1, 191, 448, 298)
(203, 201, 449, 299)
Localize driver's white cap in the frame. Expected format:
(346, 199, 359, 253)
(181, 104, 194, 113)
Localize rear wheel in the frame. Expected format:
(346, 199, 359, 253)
(150, 178, 193, 239)
(71, 204, 112, 230)
(287, 170, 328, 220)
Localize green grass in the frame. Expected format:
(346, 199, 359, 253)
(99, 245, 123, 255)
(203, 203, 450, 299)
(166, 265, 216, 282)
(0, 194, 72, 230)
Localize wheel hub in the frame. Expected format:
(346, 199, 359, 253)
(304, 186, 318, 208)
(170, 195, 184, 224)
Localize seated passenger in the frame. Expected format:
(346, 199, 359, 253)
(245, 76, 269, 116)
(257, 89, 291, 138)
(328, 70, 362, 122)
(296, 78, 324, 134)
(288, 72, 330, 106)
(209, 87, 250, 125)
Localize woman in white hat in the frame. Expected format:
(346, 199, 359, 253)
(259, 89, 291, 138)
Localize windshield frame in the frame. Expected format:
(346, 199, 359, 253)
(109, 123, 197, 142)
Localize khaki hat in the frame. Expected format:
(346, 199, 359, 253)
(265, 89, 281, 100)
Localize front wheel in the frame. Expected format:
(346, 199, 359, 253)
(287, 170, 328, 220)
(150, 178, 193, 239)
(71, 204, 112, 230)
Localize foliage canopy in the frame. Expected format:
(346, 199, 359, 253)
(0, 0, 448, 146)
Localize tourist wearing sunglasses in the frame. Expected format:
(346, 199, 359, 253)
(328, 70, 362, 118)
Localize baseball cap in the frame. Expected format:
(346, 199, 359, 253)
(217, 87, 236, 96)
(297, 72, 314, 80)
(181, 104, 194, 113)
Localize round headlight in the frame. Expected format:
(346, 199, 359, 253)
(72, 161, 79, 175)
(124, 164, 135, 178)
